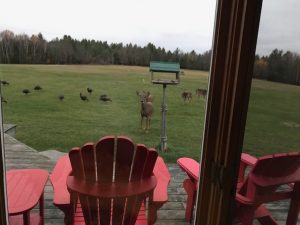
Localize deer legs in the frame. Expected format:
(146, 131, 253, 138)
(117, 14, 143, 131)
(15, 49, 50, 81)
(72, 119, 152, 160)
(140, 116, 151, 132)
(148, 117, 151, 130)
(140, 117, 144, 131)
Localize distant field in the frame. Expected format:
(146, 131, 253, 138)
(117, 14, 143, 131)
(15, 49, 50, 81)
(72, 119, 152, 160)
(0, 64, 299, 162)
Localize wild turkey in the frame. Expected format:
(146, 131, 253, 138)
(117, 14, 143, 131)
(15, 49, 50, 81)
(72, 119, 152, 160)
(34, 85, 42, 90)
(99, 94, 112, 102)
(1, 97, 7, 104)
(87, 87, 93, 94)
(1, 80, 9, 85)
(80, 93, 88, 101)
(58, 95, 64, 101)
(22, 89, 30, 95)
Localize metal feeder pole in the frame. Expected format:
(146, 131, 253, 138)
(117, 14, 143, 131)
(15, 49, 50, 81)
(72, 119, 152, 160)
(150, 61, 180, 152)
(160, 83, 167, 151)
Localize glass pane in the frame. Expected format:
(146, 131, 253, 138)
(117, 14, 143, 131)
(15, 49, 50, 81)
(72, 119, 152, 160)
(242, 0, 300, 224)
(0, 0, 216, 224)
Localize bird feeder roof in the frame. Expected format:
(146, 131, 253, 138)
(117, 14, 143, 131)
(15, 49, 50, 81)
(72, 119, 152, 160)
(149, 61, 180, 73)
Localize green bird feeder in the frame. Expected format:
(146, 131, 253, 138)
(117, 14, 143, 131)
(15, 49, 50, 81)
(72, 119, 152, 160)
(149, 61, 180, 151)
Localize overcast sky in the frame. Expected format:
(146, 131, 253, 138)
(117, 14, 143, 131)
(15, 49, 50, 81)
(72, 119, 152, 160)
(256, 0, 300, 55)
(0, 0, 299, 55)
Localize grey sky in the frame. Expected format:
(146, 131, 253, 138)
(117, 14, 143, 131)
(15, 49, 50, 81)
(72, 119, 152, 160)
(256, 0, 300, 55)
(0, 0, 299, 55)
(0, 0, 215, 53)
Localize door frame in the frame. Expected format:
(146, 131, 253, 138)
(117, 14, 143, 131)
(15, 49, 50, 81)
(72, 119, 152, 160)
(195, 0, 263, 224)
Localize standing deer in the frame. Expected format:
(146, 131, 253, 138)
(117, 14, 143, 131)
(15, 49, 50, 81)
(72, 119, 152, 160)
(195, 88, 207, 98)
(136, 91, 154, 102)
(182, 90, 192, 103)
(137, 91, 154, 132)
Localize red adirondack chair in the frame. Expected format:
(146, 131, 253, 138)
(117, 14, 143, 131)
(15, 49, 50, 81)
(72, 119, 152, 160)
(50, 136, 170, 225)
(177, 152, 300, 225)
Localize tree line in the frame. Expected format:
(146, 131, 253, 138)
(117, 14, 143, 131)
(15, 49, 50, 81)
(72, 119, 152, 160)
(254, 49, 300, 85)
(0, 30, 211, 70)
(1, 30, 299, 85)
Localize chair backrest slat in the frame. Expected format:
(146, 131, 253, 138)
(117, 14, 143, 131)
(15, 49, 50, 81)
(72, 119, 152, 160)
(131, 145, 149, 181)
(113, 137, 136, 224)
(123, 144, 154, 225)
(115, 136, 135, 182)
(95, 136, 115, 183)
(143, 148, 158, 178)
(69, 147, 84, 179)
(81, 143, 96, 182)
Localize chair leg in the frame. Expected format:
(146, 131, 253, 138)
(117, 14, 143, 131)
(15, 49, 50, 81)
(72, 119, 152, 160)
(286, 183, 300, 225)
(23, 211, 30, 225)
(39, 193, 44, 225)
(148, 201, 163, 225)
(183, 179, 197, 223)
(257, 216, 278, 225)
(148, 191, 164, 225)
(255, 205, 278, 225)
(240, 210, 256, 225)
(235, 204, 256, 225)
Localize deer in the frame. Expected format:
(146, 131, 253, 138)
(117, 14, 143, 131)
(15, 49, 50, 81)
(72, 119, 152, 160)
(137, 91, 154, 132)
(182, 90, 192, 103)
(136, 90, 154, 102)
(195, 88, 207, 98)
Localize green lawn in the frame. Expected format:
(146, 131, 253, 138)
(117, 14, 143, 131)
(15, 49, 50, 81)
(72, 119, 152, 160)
(0, 64, 299, 162)
(244, 79, 300, 156)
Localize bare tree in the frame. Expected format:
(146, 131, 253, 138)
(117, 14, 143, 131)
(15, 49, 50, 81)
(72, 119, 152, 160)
(0, 30, 14, 63)
(16, 34, 29, 63)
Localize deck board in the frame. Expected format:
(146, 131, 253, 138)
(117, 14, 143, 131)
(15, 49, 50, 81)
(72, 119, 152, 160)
(4, 134, 299, 225)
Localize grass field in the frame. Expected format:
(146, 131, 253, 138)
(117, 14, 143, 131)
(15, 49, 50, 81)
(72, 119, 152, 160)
(244, 79, 300, 156)
(0, 64, 299, 162)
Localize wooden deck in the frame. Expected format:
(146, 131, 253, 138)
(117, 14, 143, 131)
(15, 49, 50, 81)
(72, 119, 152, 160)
(4, 133, 299, 225)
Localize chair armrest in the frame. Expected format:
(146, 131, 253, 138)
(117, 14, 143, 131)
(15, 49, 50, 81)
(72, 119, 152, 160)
(237, 153, 257, 186)
(66, 176, 157, 198)
(241, 153, 257, 167)
(152, 157, 171, 203)
(177, 157, 200, 182)
(50, 155, 72, 205)
(235, 193, 255, 205)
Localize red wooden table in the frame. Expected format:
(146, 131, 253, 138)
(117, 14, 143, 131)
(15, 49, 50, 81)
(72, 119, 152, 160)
(7, 169, 49, 225)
